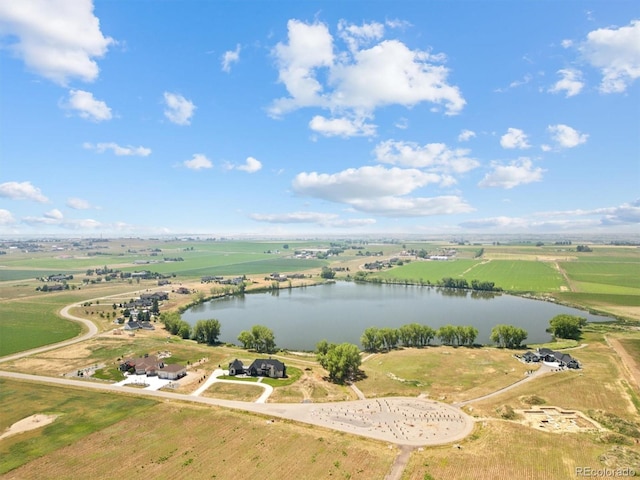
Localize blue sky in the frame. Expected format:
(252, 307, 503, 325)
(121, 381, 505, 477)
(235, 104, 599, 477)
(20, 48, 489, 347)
(0, 1, 638, 237)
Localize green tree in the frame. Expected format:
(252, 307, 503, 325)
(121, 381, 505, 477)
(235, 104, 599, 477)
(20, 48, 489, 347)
(379, 327, 399, 352)
(317, 342, 362, 383)
(316, 339, 331, 356)
(547, 314, 587, 340)
(490, 324, 528, 348)
(178, 324, 192, 339)
(418, 325, 436, 346)
(151, 298, 160, 316)
(458, 325, 479, 346)
(192, 318, 221, 345)
(251, 324, 276, 353)
(437, 325, 458, 345)
(320, 266, 336, 279)
(361, 327, 383, 352)
(237, 330, 254, 349)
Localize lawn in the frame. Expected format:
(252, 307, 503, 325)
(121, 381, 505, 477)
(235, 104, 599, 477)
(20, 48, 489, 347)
(202, 382, 265, 402)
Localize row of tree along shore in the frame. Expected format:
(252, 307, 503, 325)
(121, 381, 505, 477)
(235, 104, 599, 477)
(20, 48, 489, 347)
(351, 272, 503, 292)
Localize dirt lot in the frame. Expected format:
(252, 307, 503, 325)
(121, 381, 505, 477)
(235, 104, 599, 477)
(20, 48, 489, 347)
(0, 415, 58, 441)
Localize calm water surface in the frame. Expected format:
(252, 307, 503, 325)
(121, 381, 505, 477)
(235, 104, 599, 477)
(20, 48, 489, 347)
(182, 281, 611, 351)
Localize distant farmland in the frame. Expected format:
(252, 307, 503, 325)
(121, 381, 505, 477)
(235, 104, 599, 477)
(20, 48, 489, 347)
(376, 259, 566, 292)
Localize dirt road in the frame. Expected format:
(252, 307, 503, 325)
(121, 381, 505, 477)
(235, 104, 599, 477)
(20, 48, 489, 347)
(606, 336, 640, 389)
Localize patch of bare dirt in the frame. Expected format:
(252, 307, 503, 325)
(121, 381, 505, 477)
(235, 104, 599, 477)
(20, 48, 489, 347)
(0, 414, 58, 441)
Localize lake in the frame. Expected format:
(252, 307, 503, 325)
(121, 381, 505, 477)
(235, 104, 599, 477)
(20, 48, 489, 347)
(181, 281, 612, 351)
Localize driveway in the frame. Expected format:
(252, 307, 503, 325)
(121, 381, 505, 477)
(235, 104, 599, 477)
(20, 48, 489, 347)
(191, 368, 274, 403)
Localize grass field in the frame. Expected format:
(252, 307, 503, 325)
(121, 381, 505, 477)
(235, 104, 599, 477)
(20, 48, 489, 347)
(402, 420, 636, 480)
(0, 301, 82, 356)
(356, 346, 532, 402)
(0, 379, 156, 474)
(470, 333, 638, 420)
(2, 381, 396, 480)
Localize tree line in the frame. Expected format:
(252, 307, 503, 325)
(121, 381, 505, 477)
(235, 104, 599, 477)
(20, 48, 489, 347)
(161, 312, 278, 353)
(160, 312, 221, 345)
(360, 323, 480, 351)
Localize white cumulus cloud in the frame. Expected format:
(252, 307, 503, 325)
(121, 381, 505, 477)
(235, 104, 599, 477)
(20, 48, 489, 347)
(293, 165, 441, 202)
(458, 129, 476, 142)
(374, 140, 479, 174)
(478, 158, 544, 189)
(0, 0, 114, 85)
(66, 197, 92, 210)
(183, 153, 212, 170)
(222, 44, 241, 72)
(163, 92, 196, 125)
(292, 165, 472, 217)
(580, 19, 640, 93)
(64, 89, 112, 122)
(548, 68, 584, 97)
(0, 209, 16, 225)
(269, 19, 465, 136)
(547, 124, 588, 148)
(0, 181, 49, 202)
(309, 115, 377, 137)
(237, 156, 262, 173)
(500, 128, 530, 149)
(337, 19, 385, 52)
(83, 142, 151, 156)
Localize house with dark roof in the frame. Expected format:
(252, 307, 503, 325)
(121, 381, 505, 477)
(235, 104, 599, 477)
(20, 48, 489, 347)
(521, 348, 580, 369)
(228, 359, 246, 376)
(247, 359, 286, 378)
(124, 320, 141, 331)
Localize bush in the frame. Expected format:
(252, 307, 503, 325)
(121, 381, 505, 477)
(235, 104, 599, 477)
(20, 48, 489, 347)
(497, 405, 518, 420)
(521, 395, 546, 406)
(588, 410, 640, 438)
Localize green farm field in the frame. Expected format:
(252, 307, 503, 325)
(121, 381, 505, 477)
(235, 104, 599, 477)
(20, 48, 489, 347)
(0, 301, 82, 356)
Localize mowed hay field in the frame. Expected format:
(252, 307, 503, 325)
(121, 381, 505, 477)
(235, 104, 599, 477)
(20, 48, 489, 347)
(356, 346, 532, 402)
(4, 391, 396, 480)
